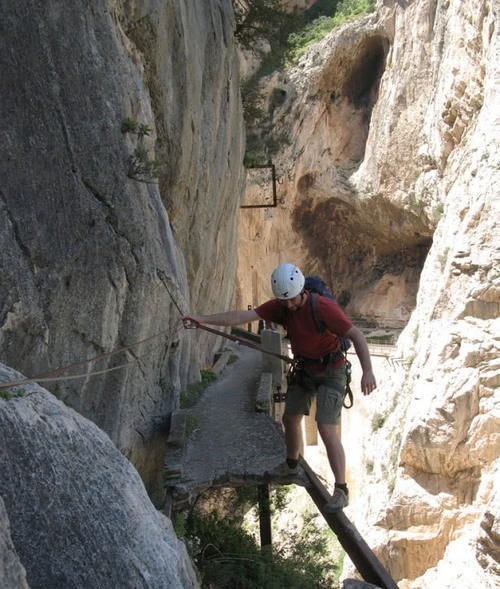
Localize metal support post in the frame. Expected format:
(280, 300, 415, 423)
(257, 484, 272, 548)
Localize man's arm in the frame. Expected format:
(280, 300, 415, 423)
(344, 325, 377, 395)
(184, 309, 260, 327)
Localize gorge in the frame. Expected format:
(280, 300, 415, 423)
(0, 1, 498, 587)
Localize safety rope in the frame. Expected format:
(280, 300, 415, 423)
(0, 270, 189, 391)
(183, 319, 356, 408)
(183, 317, 295, 365)
(0, 327, 177, 390)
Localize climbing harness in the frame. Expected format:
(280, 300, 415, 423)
(285, 351, 353, 409)
(343, 355, 353, 409)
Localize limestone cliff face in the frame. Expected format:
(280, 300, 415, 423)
(0, 0, 244, 496)
(237, 0, 499, 586)
(354, 2, 499, 586)
(237, 11, 431, 325)
(0, 496, 29, 589)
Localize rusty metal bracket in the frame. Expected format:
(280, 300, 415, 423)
(241, 163, 278, 209)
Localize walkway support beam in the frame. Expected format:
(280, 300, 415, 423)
(301, 458, 399, 589)
(258, 484, 272, 547)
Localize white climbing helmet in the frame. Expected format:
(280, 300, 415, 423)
(271, 263, 305, 299)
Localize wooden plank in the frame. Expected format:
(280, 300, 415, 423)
(300, 458, 399, 589)
(258, 484, 272, 547)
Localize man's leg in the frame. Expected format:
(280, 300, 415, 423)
(266, 413, 305, 480)
(317, 423, 345, 484)
(318, 422, 349, 511)
(266, 377, 309, 479)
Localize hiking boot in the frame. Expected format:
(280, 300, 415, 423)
(324, 488, 349, 513)
(265, 461, 308, 486)
(268, 461, 299, 477)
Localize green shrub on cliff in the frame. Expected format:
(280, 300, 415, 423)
(287, 0, 375, 63)
(181, 509, 341, 588)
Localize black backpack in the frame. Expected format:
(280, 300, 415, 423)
(304, 276, 351, 352)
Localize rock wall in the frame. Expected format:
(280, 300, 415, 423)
(237, 0, 497, 326)
(237, 0, 499, 586)
(0, 366, 199, 589)
(0, 0, 498, 586)
(0, 496, 29, 589)
(237, 12, 431, 324)
(354, 3, 500, 586)
(347, 1, 499, 585)
(0, 0, 244, 498)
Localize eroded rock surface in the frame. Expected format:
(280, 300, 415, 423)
(0, 495, 30, 589)
(0, 364, 198, 589)
(0, 0, 244, 499)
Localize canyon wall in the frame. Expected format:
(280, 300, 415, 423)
(0, 1, 243, 585)
(237, 0, 499, 586)
(0, 365, 199, 588)
(354, 2, 499, 586)
(0, 0, 498, 586)
(0, 0, 244, 498)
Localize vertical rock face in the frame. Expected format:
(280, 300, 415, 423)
(0, 0, 244, 496)
(237, 13, 431, 324)
(350, 1, 499, 586)
(237, 0, 498, 586)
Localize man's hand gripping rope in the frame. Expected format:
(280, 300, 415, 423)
(183, 317, 200, 329)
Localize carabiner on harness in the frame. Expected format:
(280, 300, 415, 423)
(343, 358, 353, 408)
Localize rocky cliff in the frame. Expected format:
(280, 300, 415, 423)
(0, 0, 498, 587)
(0, 366, 199, 588)
(237, 0, 499, 587)
(355, 2, 499, 585)
(0, 0, 244, 499)
(1, 0, 243, 585)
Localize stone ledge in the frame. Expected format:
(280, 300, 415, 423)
(255, 372, 273, 413)
(166, 411, 186, 449)
(212, 350, 233, 376)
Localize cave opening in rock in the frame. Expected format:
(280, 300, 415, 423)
(343, 35, 389, 110)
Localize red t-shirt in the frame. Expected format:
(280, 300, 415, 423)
(255, 293, 352, 361)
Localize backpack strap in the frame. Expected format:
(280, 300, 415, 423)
(309, 292, 326, 334)
(310, 292, 354, 409)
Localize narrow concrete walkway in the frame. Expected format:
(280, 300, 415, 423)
(165, 331, 399, 511)
(166, 341, 287, 509)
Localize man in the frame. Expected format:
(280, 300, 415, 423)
(184, 263, 376, 512)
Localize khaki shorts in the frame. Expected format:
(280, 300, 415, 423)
(284, 365, 347, 425)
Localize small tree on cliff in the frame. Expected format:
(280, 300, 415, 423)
(232, 0, 298, 55)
